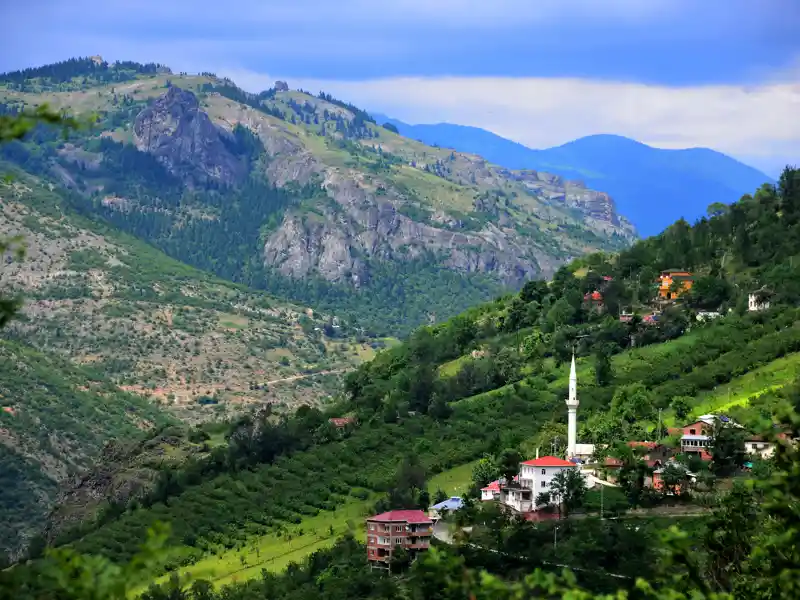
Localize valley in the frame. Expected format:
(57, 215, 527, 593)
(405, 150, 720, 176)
(0, 55, 798, 600)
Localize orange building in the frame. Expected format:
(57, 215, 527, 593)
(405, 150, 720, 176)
(656, 269, 694, 300)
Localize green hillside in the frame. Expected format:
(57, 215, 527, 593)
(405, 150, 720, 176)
(0, 338, 176, 555)
(10, 168, 792, 591)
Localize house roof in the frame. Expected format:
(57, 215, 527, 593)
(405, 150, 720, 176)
(604, 457, 623, 467)
(367, 510, 432, 524)
(628, 441, 660, 450)
(431, 497, 464, 511)
(481, 480, 501, 492)
(521, 456, 576, 467)
(328, 417, 355, 427)
(584, 291, 603, 301)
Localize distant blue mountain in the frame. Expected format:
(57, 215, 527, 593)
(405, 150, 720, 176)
(373, 114, 774, 237)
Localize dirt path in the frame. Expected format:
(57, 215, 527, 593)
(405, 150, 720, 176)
(261, 368, 351, 386)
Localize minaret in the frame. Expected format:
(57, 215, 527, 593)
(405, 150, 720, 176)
(566, 352, 579, 457)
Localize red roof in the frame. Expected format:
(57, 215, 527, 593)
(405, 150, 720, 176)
(367, 510, 432, 524)
(583, 291, 603, 301)
(329, 417, 355, 428)
(521, 456, 576, 467)
(481, 480, 501, 492)
(628, 441, 659, 450)
(602, 276, 613, 282)
(604, 457, 623, 467)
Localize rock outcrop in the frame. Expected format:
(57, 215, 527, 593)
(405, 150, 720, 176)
(263, 171, 541, 286)
(133, 86, 246, 186)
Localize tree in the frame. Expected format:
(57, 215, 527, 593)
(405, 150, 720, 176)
(671, 396, 692, 422)
(710, 422, 747, 477)
(432, 488, 448, 505)
(495, 448, 523, 484)
(470, 455, 498, 490)
(611, 383, 655, 424)
(548, 468, 587, 517)
(659, 463, 689, 496)
(594, 344, 614, 386)
(707, 202, 729, 219)
(611, 442, 651, 508)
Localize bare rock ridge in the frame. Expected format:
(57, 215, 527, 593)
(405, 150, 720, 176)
(129, 85, 633, 289)
(133, 85, 246, 186)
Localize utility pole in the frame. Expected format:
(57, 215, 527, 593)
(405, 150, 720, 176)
(600, 484, 604, 520)
(554, 525, 559, 550)
(658, 409, 663, 442)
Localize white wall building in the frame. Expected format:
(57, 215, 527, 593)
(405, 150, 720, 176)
(745, 436, 776, 459)
(518, 456, 580, 507)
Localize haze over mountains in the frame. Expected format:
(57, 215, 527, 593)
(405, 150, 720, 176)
(375, 114, 775, 237)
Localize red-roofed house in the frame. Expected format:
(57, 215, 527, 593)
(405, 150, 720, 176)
(329, 417, 355, 428)
(366, 510, 432, 568)
(481, 480, 501, 501)
(583, 290, 605, 312)
(514, 456, 580, 512)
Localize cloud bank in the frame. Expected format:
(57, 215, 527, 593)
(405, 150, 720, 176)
(223, 69, 799, 174)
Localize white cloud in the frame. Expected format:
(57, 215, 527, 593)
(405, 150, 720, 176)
(223, 69, 800, 162)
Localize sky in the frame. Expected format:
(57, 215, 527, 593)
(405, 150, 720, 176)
(2, 0, 799, 176)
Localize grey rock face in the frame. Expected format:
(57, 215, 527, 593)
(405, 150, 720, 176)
(263, 171, 543, 287)
(134, 86, 246, 185)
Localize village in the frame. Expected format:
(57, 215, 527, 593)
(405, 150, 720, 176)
(363, 270, 780, 568)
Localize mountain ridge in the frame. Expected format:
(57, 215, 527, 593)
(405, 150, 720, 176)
(373, 114, 774, 236)
(0, 59, 636, 336)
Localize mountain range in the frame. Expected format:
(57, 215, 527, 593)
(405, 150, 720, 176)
(374, 114, 775, 237)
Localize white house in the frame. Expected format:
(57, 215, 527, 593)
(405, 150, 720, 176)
(748, 288, 771, 312)
(745, 436, 776, 459)
(518, 456, 580, 508)
(499, 484, 533, 513)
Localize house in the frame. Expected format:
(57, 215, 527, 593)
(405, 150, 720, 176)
(678, 418, 718, 459)
(366, 510, 433, 568)
(657, 270, 694, 300)
(517, 456, 581, 510)
(627, 441, 672, 468)
(572, 443, 596, 463)
(583, 290, 604, 312)
(696, 311, 721, 322)
(329, 417, 355, 428)
(499, 482, 533, 513)
(745, 435, 777, 459)
(748, 287, 772, 312)
(652, 462, 695, 494)
(481, 480, 501, 501)
(428, 497, 464, 520)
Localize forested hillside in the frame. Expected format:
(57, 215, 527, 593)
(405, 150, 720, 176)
(0, 57, 635, 336)
(10, 168, 794, 592)
(0, 105, 372, 557)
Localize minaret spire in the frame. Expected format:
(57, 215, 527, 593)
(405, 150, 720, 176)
(566, 352, 579, 457)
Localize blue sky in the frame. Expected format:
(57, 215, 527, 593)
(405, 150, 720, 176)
(2, 0, 798, 175)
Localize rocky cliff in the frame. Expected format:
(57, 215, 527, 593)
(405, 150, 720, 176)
(133, 85, 246, 186)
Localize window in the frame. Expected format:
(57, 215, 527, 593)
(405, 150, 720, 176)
(690, 428, 696, 435)
(541, 469, 546, 475)
(394, 526, 402, 532)
(542, 480, 548, 488)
